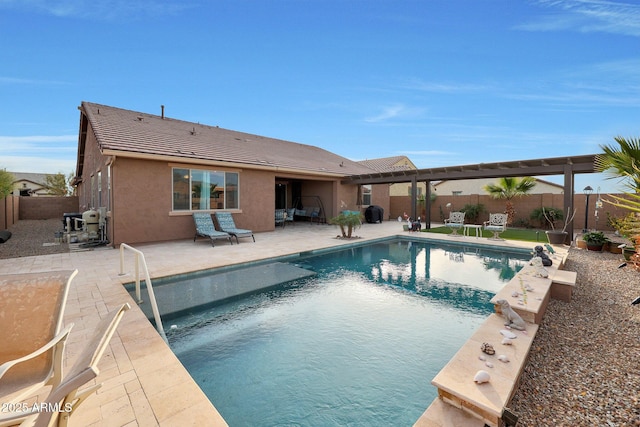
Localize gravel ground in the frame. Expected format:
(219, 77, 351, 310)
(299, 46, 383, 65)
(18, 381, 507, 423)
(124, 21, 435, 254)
(2, 221, 639, 424)
(510, 247, 640, 426)
(0, 219, 69, 259)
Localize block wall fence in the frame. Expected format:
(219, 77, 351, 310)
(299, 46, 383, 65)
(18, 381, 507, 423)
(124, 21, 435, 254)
(390, 193, 631, 231)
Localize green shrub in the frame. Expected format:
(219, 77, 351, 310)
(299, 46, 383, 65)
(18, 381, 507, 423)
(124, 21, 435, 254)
(530, 207, 563, 229)
(460, 203, 485, 224)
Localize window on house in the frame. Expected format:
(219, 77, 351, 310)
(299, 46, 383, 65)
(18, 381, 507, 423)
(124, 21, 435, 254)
(107, 165, 111, 210)
(97, 171, 102, 207)
(172, 168, 239, 211)
(362, 185, 372, 206)
(452, 191, 462, 196)
(90, 174, 95, 207)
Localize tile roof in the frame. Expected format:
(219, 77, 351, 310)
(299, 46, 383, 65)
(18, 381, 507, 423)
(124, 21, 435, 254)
(357, 156, 416, 173)
(10, 172, 50, 185)
(81, 102, 376, 177)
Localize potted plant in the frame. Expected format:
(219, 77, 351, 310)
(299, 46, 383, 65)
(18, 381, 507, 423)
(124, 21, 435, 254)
(329, 211, 364, 239)
(582, 231, 609, 251)
(542, 207, 576, 245)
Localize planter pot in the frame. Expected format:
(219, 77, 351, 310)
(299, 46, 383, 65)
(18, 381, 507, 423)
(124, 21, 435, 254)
(608, 243, 623, 254)
(546, 231, 568, 245)
(576, 239, 587, 249)
(586, 243, 603, 251)
(623, 247, 636, 261)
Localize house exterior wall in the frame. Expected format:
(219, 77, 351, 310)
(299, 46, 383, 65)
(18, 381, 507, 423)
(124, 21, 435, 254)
(370, 183, 390, 220)
(389, 182, 429, 197)
(79, 149, 359, 246)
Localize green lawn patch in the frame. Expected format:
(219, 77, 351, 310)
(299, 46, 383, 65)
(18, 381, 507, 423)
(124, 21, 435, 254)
(423, 226, 550, 243)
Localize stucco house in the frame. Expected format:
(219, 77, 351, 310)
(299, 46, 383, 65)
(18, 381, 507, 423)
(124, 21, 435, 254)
(434, 177, 564, 196)
(10, 172, 52, 196)
(73, 102, 380, 246)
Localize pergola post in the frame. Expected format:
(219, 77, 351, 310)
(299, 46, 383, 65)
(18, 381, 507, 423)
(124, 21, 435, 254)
(563, 164, 575, 244)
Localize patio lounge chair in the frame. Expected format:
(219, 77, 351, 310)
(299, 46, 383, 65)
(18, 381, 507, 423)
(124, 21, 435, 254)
(193, 213, 233, 247)
(484, 213, 508, 240)
(0, 270, 77, 403)
(444, 212, 465, 236)
(214, 212, 255, 243)
(0, 303, 130, 427)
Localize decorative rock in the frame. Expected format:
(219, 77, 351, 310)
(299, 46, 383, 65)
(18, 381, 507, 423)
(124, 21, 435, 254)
(478, 355, 486, 361)
(500, 329, 517, 339)
(485, 361, 494, 368)
(498, 355, 510, 363)
(474, 370, 491, 384)
(481, 342, 496, 355)
(502, 338, 513, 345)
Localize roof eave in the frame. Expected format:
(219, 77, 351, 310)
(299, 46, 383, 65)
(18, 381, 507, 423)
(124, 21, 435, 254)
(101, 149, 355, 179)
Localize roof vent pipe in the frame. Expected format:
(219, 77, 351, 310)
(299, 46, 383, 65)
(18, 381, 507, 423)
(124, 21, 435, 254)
(161, 105, 165, 119)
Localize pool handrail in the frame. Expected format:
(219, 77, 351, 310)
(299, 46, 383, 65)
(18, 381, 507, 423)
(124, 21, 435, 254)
(118, 243, 168, 343)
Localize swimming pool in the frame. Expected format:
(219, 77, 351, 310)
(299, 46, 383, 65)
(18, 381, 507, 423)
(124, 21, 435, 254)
(158, 239, 529, 426)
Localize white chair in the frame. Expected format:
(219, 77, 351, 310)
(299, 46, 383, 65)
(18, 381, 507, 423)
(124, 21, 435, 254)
(444, 212, 465, 236)
(0, 270, 77, 403)
(484, 213, 508, 240)
(0, 303, 130, 427)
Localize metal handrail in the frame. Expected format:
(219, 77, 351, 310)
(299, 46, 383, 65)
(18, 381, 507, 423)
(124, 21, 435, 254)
(118, 243, 168, 343)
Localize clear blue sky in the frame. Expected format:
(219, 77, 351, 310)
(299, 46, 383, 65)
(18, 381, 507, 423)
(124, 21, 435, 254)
(1, 0, 639, 194)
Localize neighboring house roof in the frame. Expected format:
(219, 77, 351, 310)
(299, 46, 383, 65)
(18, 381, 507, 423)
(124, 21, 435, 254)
(79, 102, 377, 177)
(357, 156, 417, 173)
(10, 172, 49, 186)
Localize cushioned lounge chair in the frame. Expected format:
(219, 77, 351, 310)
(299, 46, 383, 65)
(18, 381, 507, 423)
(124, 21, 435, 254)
(285, 208, 296, 226)
(193, 213, 233, 247)
(444, 212, 465, 236)
(0, 303, 130, 427)
(214, 212, 255, 243)
(0, 270, 77, 403)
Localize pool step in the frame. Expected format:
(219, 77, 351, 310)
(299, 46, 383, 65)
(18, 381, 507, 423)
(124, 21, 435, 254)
(129, 262, 316, 320)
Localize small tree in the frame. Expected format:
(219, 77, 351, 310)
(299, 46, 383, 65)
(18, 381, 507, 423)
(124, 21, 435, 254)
(329, 211, 364, 238)
(45, 172, 71, 196)
(530, 207, 563, 229)
(483, 177, 536, 225)
(0, 170, 14, 198)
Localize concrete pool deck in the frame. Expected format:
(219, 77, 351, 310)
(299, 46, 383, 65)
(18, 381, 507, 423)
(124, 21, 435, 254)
(0, 221, 539, 426)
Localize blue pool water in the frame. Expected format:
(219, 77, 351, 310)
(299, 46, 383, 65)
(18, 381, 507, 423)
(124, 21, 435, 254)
(167, 239, 529, 426)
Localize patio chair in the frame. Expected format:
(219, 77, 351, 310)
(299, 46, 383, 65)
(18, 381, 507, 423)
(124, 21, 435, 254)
(214, 212, 255, 243)
(0, 303, 130, 427)
(444, 211, 465, 236)
(193, 213, 233, 247)
(0, 270, 77, 403)
(275, 209, 287, 228)
(484, 213, 508, 240)
(285, 208, 296, 226)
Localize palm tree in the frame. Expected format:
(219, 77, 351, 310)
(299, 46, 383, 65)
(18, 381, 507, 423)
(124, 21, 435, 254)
(595, 136, 640, 191)
(483, 177, 536, 225)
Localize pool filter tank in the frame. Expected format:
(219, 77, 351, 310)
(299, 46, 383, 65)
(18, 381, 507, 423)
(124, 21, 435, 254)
(82, 209, 100, 240)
